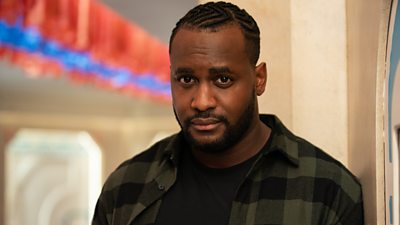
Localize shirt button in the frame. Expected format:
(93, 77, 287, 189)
(158, 184, 165, 190)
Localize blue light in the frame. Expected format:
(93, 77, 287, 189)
(21, 26, 42, 53)
(0, 19, 171, 97)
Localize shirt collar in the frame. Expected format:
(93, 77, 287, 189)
(260, 114, 299, 167)
(162, 131, 186, 166)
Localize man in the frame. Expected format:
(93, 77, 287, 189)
(92, 2, 364, 225)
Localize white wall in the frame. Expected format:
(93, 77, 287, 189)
(198, 0, 391, 224)
(202, 0, 348, 164)
(290, 0, 348, 164)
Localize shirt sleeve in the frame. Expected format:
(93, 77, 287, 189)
(327, 182, 364, 225)
(92, 193, 111, 225)
(338, 192, 364, 225)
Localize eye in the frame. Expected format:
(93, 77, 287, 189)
(176, 75, 196, 86)
(215, 76, 233, 87)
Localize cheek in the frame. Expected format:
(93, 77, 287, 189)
(219, 88, 254, 118)
(172, 90, 190, 116)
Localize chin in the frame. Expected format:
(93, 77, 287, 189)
(194, 143, 230, 154)
(186, 133, 233, 154)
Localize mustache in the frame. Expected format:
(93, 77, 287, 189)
(185, 111, 228, 124)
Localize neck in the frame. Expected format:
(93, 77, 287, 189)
(191, 118, 271, 168)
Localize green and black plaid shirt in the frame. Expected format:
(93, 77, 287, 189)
(93, 114, 364, 225)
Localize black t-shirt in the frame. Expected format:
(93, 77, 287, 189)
(155, 149, 258, 225)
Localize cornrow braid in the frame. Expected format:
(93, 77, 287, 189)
(169, 1, 261, 65)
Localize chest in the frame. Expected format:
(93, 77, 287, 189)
(130, 161, 332, 225)
(154, 150, 255, 225)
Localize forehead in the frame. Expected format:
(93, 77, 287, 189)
(170, 26, 248, 64)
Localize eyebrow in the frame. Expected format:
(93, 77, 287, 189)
(173, 67, 232, 76)
(209, 67, 232, 75)
(174, 68, 194, 75)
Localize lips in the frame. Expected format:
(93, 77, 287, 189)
(190, 117, 221, 131)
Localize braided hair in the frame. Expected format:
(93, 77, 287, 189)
(169, 1, 261, 65)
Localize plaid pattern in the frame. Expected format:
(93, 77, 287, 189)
(92, 114, 364, 225)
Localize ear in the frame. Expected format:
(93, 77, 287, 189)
(255, 62, 267, 96)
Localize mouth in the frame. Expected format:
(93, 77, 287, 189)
(190, 117, 222, 131)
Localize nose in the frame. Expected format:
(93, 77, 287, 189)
(191, 83, 217, 112)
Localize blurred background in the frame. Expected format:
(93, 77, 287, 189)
(0, 0, 399, 225)
(0, 1, 194, 224)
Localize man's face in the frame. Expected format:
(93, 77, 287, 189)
(170, 26, 266, 153)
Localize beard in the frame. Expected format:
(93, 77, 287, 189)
(174, 93, 256, 154)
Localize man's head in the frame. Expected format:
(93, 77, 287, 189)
(169, 2, 266, 153)
(169, 1, 260, 66)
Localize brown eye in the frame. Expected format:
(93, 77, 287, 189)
(177, 75, 196, 86)
(181, 76, 193, 83)
(215, 76, 233, 87)
(220, 76, 230, 83)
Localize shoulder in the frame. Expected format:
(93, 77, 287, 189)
(93, 133, 181, 224)
(262, 114, 361, 190)
(295, 138, 364, 223)
(298, 136, 361, 185)
(263, 114, 361, 192)
(295, 136, 362, 203)
(101, 133, 179, 193)
(260, 114, 363, 222)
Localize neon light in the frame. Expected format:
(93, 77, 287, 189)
(0, 19, 171, 97)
